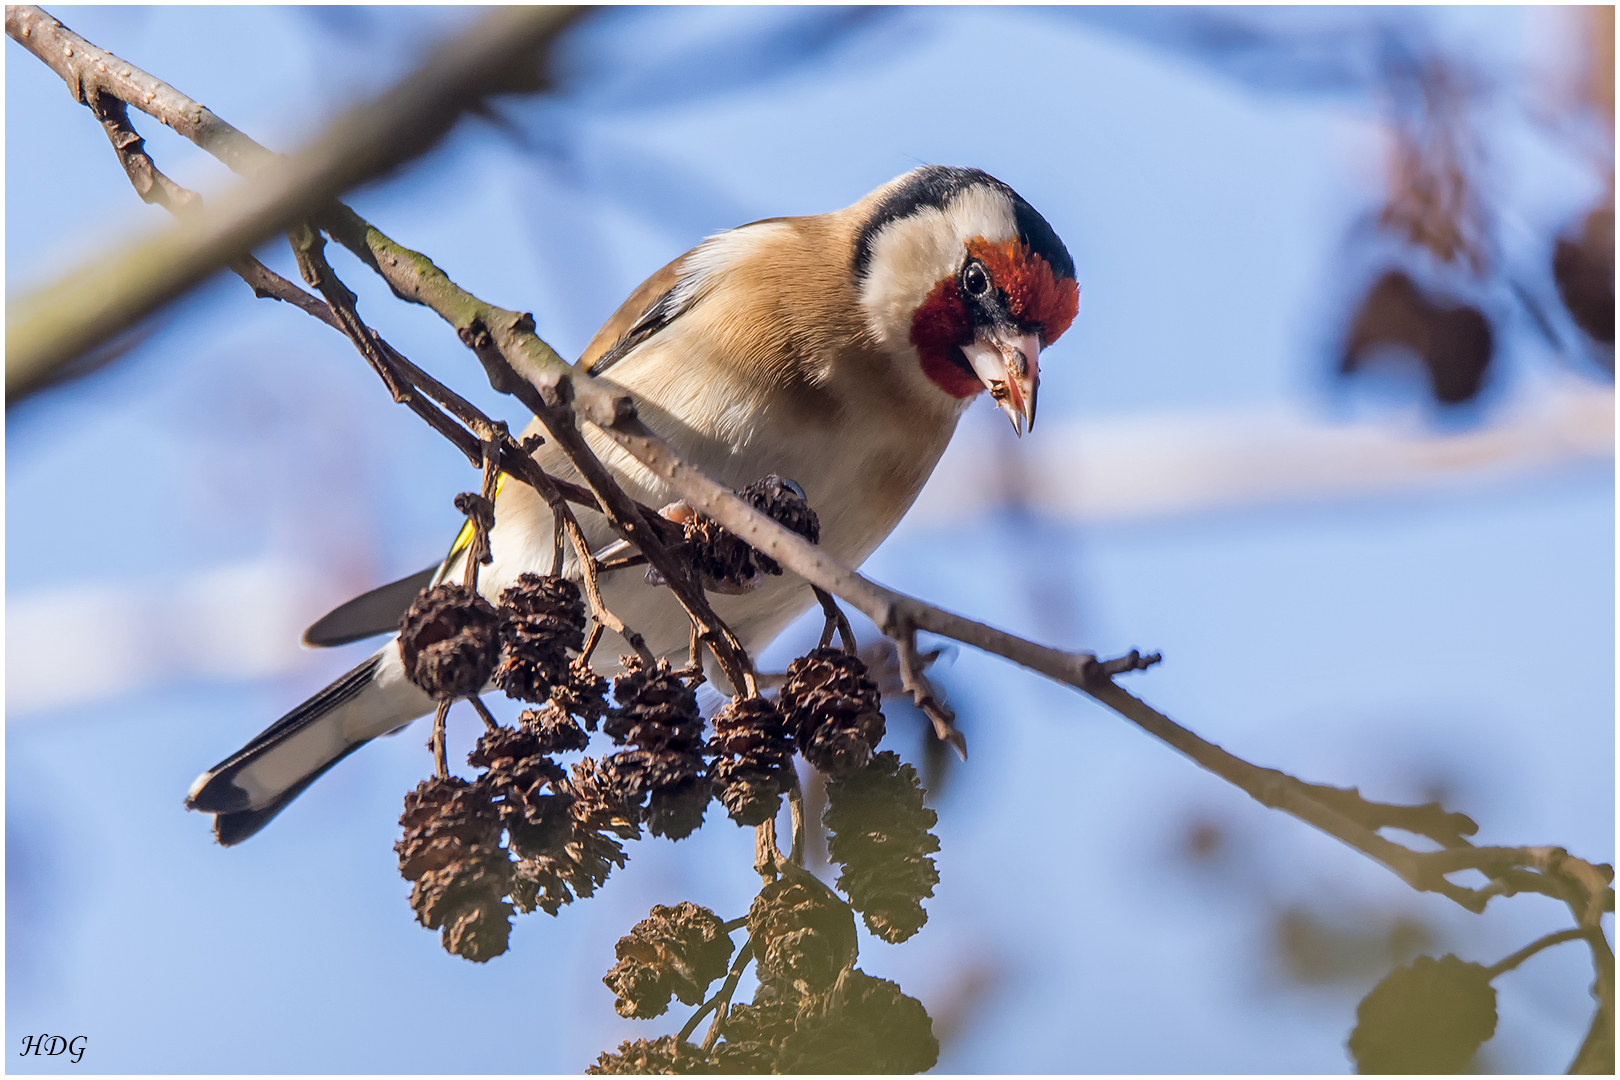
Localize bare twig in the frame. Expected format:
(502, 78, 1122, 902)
(812, 585, 856, 653)
(894, 618, 967, 760)
(80, 70, 343, 332)
(1296, 780, 1478, 848)
(559, 507, 653, 664)
(675, 938, 754, 1049)
(1487, 927, 1591, 979)
(1082, 649, 1163, 680)
(786, 774, 807, 868)
(597, 552, 650, 574)
(580, 622, 604, 667)
(754, 819, 782, 881)
(430, 700, 452, 779)
(457, 439, 504, 591)
(683, 620, 707, 684)
(468, 696, 500, 733)
(700, 938, 755, 1054)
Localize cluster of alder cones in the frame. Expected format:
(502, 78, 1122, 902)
(388, 476, 944, 1074)
(591, 873, 939, 1074)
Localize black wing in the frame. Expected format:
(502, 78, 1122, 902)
(302, 565, 437, 648)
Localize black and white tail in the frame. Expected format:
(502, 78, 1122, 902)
(185, 648, 433, 845)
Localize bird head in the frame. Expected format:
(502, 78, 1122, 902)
(855, 166, 1078, 436)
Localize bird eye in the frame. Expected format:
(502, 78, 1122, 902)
(962, 261, 989, 297)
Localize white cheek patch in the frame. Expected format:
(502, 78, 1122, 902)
(859, 187, 1018, 355)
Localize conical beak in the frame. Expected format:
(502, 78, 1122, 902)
(961, 328, 1042, 436)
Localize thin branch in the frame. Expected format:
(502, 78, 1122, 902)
(287, 221, 486, 466)
(754, 818, 782, 881)
(549, 503, 566, 578)
(683, 620, 707, 684)
(1295, 779, 1478, 848)
(559, 504, 654, 664)
(457, 439, 504, 591)
(597, 552, 650, 574)
(431, 700, 452, 779)
(1084, 649, 1163, 679)
(80, 70, 344, 333)
(786, 773, 807, 869)
(468, 696, 500, 733)
(700, 938, 754, 1055)
(676, 938, 754, 1050)
(812, 585, 856, 653)
(1487, 928, 1591, 979)
(579, 622, 604, 667)
(894, 617, 967, 760)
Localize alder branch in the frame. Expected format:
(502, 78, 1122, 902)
(80, 71, 343, 331)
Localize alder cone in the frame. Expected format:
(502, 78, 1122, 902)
(683, 474, 821, 590)
(493, 573, 586, 703)
(710, 999, 797, 1073)
(395, 776, 502, 880)
(779, 647, 886, 775)
(587, 1036, 712, 1075)
(604, 659, 710, 839)
(748, 876, 858, 997)
(397, 584, 500, 700)
(709, 696, 795, 826)
(603, 902, 734, 1019)
(467, 726, 564, 828)
(777, 969, 939, 1075)
(1349, 954, 1498, 1073)
(553, 655, 610, 731)
(395, 777, 515, 962)
(507, 758, 639, 916)
(1553, 206, 1615, 346)
(518, 700, 589, 754)
(1341, 270, 1493, 406)
(442, 898, 515, 963)
(823, 751, 940, 943)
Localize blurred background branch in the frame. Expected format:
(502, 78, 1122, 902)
(4, 4, 583, 401)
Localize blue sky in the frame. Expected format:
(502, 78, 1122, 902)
(7, 6, 1613, 1073)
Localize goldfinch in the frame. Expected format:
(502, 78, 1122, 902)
(186, 165, 1079, 844)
